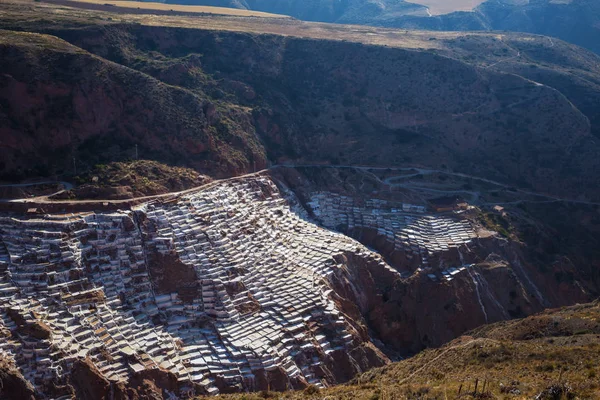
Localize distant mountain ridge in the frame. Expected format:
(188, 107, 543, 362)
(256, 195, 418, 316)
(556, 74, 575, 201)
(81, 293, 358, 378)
(158, 0, 600, 54)
(399, 0, 600, 55)
(162, 0, 429, 23)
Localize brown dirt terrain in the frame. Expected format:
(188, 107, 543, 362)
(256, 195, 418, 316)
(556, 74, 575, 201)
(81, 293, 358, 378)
(0, 183, 64, 199)
(62, 288, 106, 306)
(53, 160, 212, 200)
(0, 356, 37, 400)
(0, 27, 267, 182)
(1, 2, 600, 398)
(70, 357, 200, 399)
(6, 308, 52, 340)
(147, 251, 200, 303)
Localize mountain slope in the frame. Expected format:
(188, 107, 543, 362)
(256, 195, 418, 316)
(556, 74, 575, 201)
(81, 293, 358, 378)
(476, 0, 600, 55)
(0, 173, 395, 397)
(2, 6, 600, 201)
(1, 165, 596, 398)
(0, 29, 267, 181)
(1, 4, 600, 398)
(430, 32, 600, 154)
(161, 0, 430, 23)
(393, 0, 600, 55)
(142, 0, 600, 55)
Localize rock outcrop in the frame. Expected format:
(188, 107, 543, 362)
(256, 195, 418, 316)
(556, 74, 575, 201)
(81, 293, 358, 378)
(0, 356, 37, 400)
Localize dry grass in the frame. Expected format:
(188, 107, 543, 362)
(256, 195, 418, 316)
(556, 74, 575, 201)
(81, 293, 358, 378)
(3, 0, 468, 51)
(44, 0, 290, 18)
(0, 28, 86, 53)
(407, 0, 486, 15)
(207, 340, 600, 399)
(60, 160, 212, 200)
(5, 0, 549, 54)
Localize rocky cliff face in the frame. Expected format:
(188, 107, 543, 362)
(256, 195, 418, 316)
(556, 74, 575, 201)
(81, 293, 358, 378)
(0, 355, 36, 400)
(1, 4, 600, 397)
(346, 301, 600, 399)
(269, 166, 595, 354)
(61, 24, 599, 199)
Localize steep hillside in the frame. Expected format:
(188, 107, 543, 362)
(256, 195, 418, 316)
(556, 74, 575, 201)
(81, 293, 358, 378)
(1, 2, 600, 399)
(0, 29, 267, 182)
(476, 0, 600, 55)
(354, 301, 600, 399)
(161, 0, 430, 23)
(431, 33, 600, 142)
(1, 166, 596, 398)
(2, 4, 600, 201)
(392, 0, 600, 55)
(269, 166, 598, 353)
(0, 174, 396, 397)
(0, 355, 36, 400)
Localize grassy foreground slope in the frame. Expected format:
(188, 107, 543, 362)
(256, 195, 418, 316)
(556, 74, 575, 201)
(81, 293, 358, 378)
(206, 301, 600, 399)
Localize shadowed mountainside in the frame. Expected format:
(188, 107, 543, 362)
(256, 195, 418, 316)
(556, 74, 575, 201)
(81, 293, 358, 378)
(2, 5, 600, 201)
(362, 0, 600, 55)
(0, 29, 267, 182)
